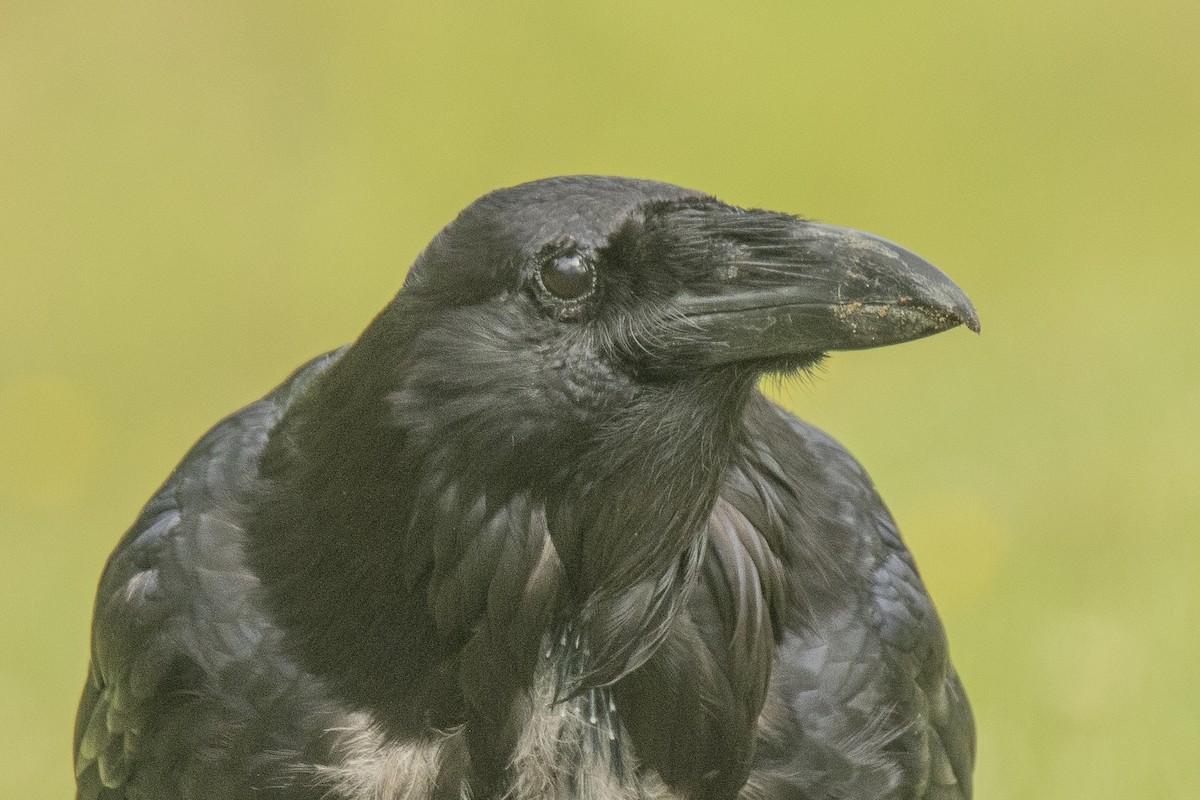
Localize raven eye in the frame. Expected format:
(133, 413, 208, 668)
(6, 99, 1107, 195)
(539, 254, 594, 301)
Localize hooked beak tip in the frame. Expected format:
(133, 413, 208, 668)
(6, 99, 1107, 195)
(954, 300, 981, 334)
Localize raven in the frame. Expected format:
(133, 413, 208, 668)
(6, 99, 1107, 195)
(76, 176, 977, 800)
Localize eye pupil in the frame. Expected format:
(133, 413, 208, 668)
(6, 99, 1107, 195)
(540, 255, 593, 300)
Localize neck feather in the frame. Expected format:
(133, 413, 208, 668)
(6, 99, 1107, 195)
(246, 323, 767, 791)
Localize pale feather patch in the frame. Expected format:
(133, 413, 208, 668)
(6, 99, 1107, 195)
(507, 646, 681, 800)
(294, 650, 683, 800)
(300, 711, 462, 800)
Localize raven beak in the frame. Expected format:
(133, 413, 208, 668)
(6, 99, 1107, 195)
(668, 219, 979, 367)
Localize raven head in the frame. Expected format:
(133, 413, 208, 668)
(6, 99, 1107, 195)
(383, 176, 976, 481)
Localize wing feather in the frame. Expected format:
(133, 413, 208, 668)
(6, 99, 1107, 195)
(73, 352, 343, 799)
(736, 395, 975, 799)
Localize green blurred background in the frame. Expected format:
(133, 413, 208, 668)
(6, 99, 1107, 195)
(2, 2, 1197, 797)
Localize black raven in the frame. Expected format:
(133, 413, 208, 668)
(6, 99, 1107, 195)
(76, 176, 977, 799)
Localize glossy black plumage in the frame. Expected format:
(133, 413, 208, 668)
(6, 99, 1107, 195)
(76, 176, 976, 799)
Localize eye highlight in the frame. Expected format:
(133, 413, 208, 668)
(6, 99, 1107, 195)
(538, 253, 595, 301)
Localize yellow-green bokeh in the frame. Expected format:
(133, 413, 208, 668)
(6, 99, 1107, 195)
(2, 3, 1197, 797)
